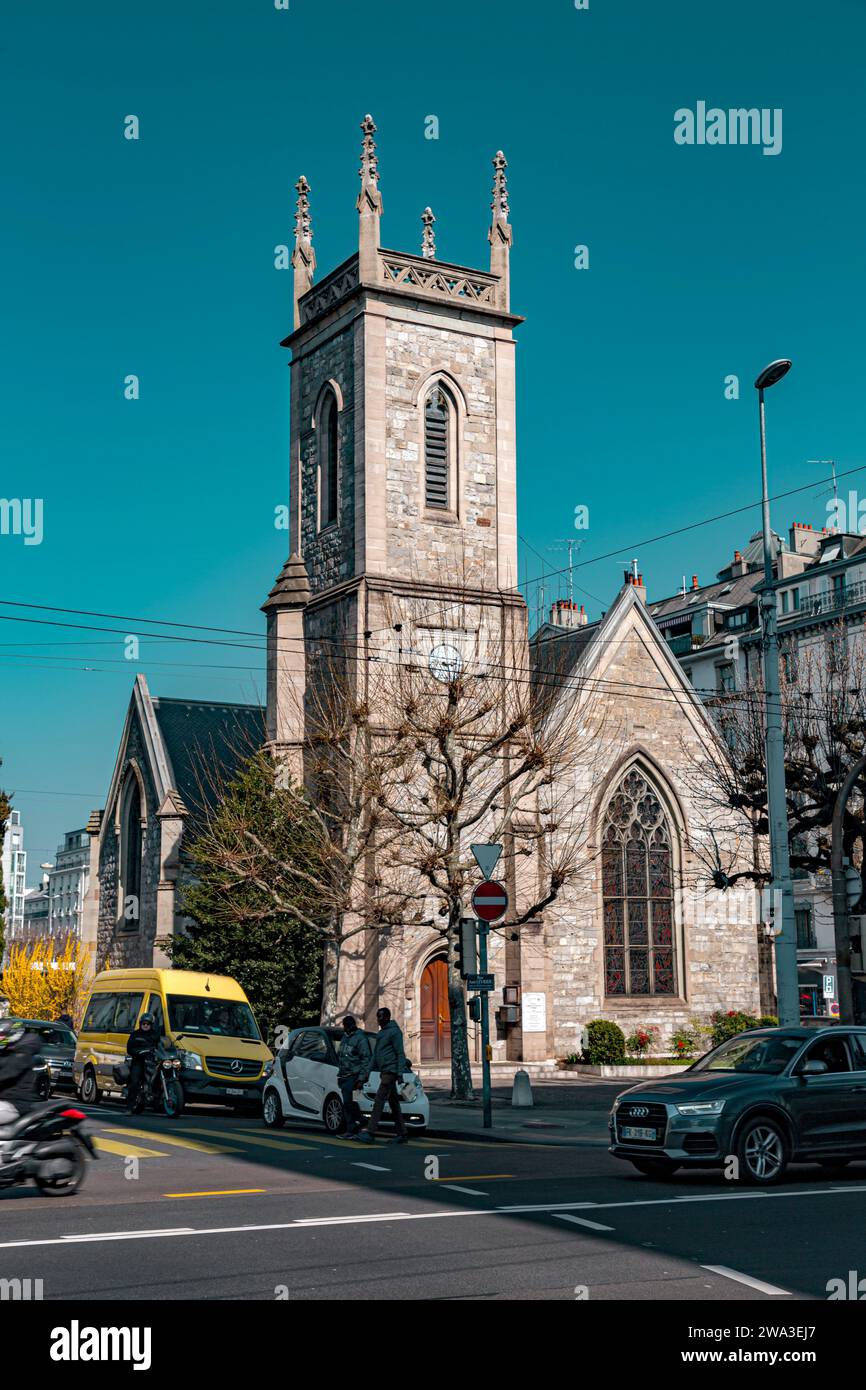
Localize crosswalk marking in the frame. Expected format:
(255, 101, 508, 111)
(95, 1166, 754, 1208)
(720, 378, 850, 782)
(237, 1127, 371, 1152)
(93, 1136, 169, 1159)
(106, 1127, 243, 1155)
(175, 1126, 309, 1152)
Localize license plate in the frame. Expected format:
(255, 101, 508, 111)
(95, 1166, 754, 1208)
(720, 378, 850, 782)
(622, 1125, 657, 1141)
(226, 1088, 244, 1096)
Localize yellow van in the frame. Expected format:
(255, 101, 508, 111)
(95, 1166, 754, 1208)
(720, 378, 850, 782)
(73, 969, 273, 1112)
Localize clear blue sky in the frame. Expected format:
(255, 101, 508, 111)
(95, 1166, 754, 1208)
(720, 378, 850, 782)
(3, 0, 865, 878)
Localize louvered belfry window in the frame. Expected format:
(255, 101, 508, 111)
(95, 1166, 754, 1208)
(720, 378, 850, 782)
(424, 387, 450, 509)
(320, 391, 339, 528)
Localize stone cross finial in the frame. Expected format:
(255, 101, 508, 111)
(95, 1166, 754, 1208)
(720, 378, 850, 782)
(488, 149, 513, 309)
(291, 175, 316, 328)
(421, 207, 436, 260)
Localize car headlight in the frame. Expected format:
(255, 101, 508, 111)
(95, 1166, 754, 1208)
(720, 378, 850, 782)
(263, 1061, 274, 1079)
(179, 1050, 203, 1071)
(676, 1100, 725, 1116)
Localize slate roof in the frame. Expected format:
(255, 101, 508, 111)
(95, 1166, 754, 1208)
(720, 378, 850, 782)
(150, 697, 265, 820)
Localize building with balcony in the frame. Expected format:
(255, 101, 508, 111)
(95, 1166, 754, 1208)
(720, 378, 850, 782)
(1, 809, 27, 955)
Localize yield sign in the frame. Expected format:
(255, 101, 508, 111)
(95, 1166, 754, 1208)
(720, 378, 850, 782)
(471, 843, 502, 880)
(472, 879, 508, 923)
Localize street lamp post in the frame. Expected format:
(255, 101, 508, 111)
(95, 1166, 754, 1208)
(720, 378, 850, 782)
(755, 358, 799, 1027)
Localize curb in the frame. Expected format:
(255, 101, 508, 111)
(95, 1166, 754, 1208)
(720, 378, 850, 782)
(425, 1123, 610, 1147)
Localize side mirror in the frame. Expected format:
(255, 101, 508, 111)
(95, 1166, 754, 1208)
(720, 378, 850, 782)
(801, 1059, 829, 1076)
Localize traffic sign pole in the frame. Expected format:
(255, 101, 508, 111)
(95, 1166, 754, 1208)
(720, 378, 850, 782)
(478, 919, 492, 1129)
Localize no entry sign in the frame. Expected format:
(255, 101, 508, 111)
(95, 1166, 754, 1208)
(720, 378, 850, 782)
(471, 879, 508, 922)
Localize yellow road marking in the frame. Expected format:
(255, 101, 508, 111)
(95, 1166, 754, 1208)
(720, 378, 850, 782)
(175, 1126, 309, 1152)
(163, 1189, 267, 1199)
(93, 1137, 168, 1159)
(107, 1127, 242, 1154)
(430, 1174, 513, 1182)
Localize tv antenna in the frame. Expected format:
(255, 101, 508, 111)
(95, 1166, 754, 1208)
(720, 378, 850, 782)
(548, 538, 584, 606)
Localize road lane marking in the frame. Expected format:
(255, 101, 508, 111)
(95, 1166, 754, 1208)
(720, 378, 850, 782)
(430, 1174, 512, 1182)
(164, 1189, 267, 1199)
(553, 1213, 615, 1232)
(441, 1185, 488, 1195)
(93, 1137, 168, 1159)
(4, 1181, 865, 1252)
(106, 1127, 242, 1154)
(175, 1127, 309, 1152)
(0, 1210, 492, 1250)
(240, 1128, 371, 1152)
(499, 1184, 866, 1214)
(701, 1265, 792, 1296)
(352, 1162, 390, 1172)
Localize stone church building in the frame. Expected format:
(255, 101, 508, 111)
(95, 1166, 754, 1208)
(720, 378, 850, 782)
(81, 116, 762, 1063)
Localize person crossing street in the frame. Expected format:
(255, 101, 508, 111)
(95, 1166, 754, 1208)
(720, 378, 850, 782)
(357, 1007, 409, 1146)
(337, 1015, 372, 1137)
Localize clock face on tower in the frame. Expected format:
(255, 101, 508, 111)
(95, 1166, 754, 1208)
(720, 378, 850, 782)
(428, 642, 464, 683)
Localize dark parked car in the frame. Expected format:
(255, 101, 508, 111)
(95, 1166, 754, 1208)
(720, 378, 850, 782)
(609, 1026, 866, 1184)
(8, 1019, 78, 1097)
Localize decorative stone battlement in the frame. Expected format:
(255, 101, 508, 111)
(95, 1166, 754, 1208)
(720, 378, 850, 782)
(379, 249, 502, 309)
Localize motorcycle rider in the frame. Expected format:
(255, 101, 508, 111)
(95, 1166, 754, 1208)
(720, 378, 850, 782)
(0, 1019, 43, 1123)
(126, 1013, 157, 1113)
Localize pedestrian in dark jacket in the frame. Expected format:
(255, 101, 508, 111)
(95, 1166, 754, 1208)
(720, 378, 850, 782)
(357, 1008, 409, 1145)
(337, 1016, 372, 1137)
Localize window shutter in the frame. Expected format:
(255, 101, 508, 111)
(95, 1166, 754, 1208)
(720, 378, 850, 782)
(425, 389, 449, 508)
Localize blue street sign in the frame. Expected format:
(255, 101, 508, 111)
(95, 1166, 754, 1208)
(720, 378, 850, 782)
(467, 973, 495, 992)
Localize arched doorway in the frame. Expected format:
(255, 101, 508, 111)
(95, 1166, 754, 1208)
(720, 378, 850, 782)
(420, 956, 450, 1062)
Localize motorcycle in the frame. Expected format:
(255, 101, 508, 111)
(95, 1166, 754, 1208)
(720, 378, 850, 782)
(0, 1100, 98, 1197)
(118, 1041, 184, 1118)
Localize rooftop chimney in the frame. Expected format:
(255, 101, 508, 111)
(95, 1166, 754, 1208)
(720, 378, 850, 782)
(789, 521, 820, 557)
(549, 599, 588, 629)
(691, 574, 699, 591)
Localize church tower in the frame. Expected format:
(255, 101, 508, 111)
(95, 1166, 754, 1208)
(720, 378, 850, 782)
(265, 116, 528, 721)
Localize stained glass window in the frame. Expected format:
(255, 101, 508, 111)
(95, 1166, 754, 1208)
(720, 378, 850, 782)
(602, 767, 677, 996)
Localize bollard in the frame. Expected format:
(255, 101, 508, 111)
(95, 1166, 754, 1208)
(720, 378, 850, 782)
(512, 1069, 533, 1108)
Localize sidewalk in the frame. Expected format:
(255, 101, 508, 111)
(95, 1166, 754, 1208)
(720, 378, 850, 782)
(425, 1080, 619, 1146)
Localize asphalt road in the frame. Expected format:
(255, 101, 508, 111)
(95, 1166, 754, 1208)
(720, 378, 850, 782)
(2, 1095, 864, 1301)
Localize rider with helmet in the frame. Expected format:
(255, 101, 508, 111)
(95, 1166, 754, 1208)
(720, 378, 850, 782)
(126, 1013, 157, 1113)
(0, 1019, 43, 1123)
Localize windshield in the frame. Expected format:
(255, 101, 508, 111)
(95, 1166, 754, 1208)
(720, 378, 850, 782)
(27, 1026, 76, 1047)
(694, 1033, 803, 1075)
(166, 995, 261, 1041)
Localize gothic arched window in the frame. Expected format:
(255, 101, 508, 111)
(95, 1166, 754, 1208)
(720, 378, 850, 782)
(601, 767, 676, 997)
(120, 774, 142, 930)
(424, 385, 452, 509)
(319, 390, 339, 529)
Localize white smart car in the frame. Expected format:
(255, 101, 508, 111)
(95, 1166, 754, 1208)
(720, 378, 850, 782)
(261, 1024, 429, 1135)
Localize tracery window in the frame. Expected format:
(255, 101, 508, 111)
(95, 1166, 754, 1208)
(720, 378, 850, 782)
(601, 767, 676, 996)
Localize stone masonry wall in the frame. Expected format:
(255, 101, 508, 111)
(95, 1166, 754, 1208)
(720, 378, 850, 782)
(297, 323, 356, 596)
(96, 711, 162, 969)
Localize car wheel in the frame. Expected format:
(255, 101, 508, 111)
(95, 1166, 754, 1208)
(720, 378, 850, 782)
(323, 1093, 346, 1134)
(736, 1115, 789, 1184)
(630, 1157, 679, 1179)
(79, 1067, 101, 1106)
(262, 1087, 285, 1129)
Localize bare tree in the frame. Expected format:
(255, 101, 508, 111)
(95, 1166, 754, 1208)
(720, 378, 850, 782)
(683, 622, 866, 901)
(365, 610, 605, 1100)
